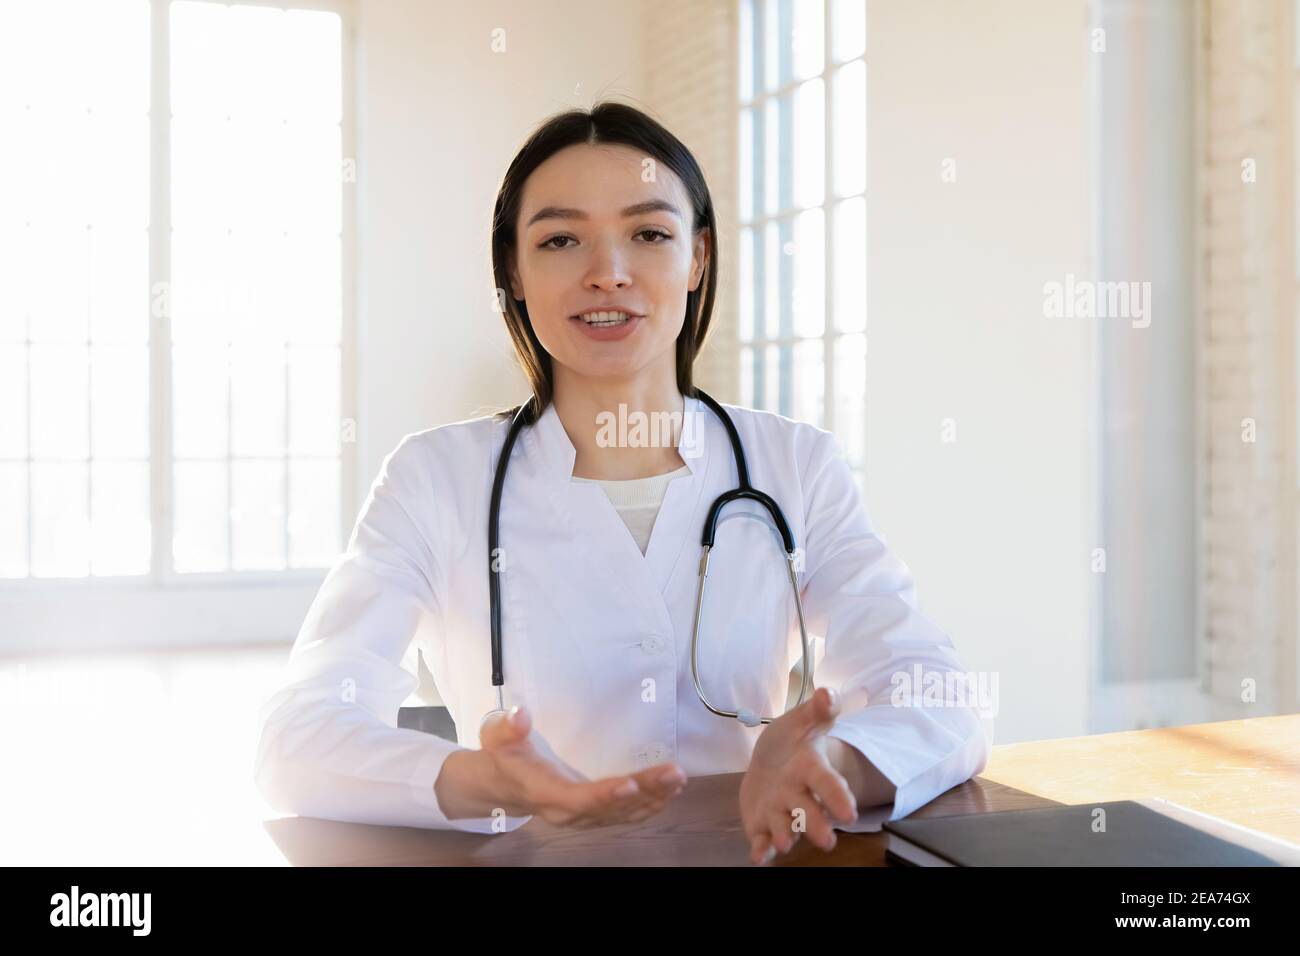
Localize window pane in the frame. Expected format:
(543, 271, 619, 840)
(833, 59, 867, 197)
(226, 5, 295, 122)
(3, 0, 153, 116)
(792, 207, 824, 338)
(740, 346, 755, 407)
(173, 344, 228, 459)
(283, 10, 342, 125)
(739, 228, 754, 342)
(91, 344, 149, 459)
(0, 227, 31, 342)
(764, 98, 782, 215)
(793, 339, 824, 427)
(792, 0, 824, 81)
(793, 78, 824, 209)
(0, 346, 27, 458)
(31, 461, 89, 577)
(762, 0, 784, 93)
(756, 342, 780, 412)
(228, 117, 291, 233)
(834, 333, 866, 467)
(89, 226, 149, 344)
(228, 230, 290, 346)
(289, 459, 339, 567)
(764, 220, 782, 340)
(27, 225, 89, 344)
(174, 461, 228, 573)
(285, 233, 342, 345)
(288, 346, 340, 456)
(86, 112, 149, 230)
(282, 123, 342, 236)
(231, 459, 285, 570)
(739, 107, 754, 223)
(30, 344, 88, 459)
(833, 196, 867, 332)
(0, 464, 27, 577)
(230, 347, 286, 458)
(170, 117, 234, 231)
(91, 460, 149, 575)
(170, 227, 232, 345)
(17, 112, 91, 227)
(832, 0, 867, 63)
(170, 1, 232, 119)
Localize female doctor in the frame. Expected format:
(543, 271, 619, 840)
(253, 102, 991, 864)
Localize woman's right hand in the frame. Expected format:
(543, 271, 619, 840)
(437, 705, 687, 828)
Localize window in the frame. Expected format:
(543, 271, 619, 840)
(0, 0, 349, 583)
(738, 0, 867, 495)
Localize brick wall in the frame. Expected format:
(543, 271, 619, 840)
(1200, 0, 1297, 713)
(641, 0, 740, 403)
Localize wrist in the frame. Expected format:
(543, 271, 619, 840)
(825, 734, 896, 811)
(434, 748, 497, 820)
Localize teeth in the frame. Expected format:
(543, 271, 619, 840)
(578, 310, 633, 326)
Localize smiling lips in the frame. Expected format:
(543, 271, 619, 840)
(569, 310, 643, 341)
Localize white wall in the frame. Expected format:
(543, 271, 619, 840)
(864, 0, 1092, 743)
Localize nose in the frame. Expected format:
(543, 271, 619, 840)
(583, 239, 632, 291)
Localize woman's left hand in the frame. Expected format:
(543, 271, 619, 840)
(739, 686, 859, 864)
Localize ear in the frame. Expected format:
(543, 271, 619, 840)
(688, 227, 710, 292)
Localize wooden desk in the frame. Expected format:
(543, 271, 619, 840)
(262, 714, 1300, 866)
(979, 712, 1300, 845)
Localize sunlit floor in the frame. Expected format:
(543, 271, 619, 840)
(0, 646, 296, 866)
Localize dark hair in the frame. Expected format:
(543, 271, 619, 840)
(489, 100, 719, 425)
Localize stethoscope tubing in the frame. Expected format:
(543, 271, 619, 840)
(485, 388, 812, 728)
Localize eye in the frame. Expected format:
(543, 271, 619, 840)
(637, 228, 671, 243)
(540, 235, 575, 250)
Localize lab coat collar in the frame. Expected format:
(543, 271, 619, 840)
(528, 391, 708, 483)
(522, 390, 716, 620)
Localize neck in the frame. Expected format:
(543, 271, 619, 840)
(552, 370, 689, 480)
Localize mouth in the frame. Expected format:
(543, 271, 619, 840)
(570, 310, 642, 328)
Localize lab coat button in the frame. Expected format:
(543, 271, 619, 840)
(640, 636, 664, 655)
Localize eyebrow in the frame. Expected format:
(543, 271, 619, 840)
(525, 199, 682, 228)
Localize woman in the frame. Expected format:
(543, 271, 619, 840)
(254, 102, 991, 865)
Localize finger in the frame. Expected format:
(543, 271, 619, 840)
(480, 705, 532, 750)
(750, 831, 774, 865)
(555, 774, 659, 826)
(801, 686, 840, 733)
(631, 762, 687, 797)
(602, 775, 684, 822)
(767, 805, 799, 854)
(806, 763, 858, 825)
(794, 790, 838, 852)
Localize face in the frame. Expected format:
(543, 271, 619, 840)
(507, 142, 710, 388)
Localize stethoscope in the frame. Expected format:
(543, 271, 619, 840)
(484, 388, 813, 729)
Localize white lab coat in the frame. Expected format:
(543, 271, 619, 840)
(253, 394, 993, 834)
